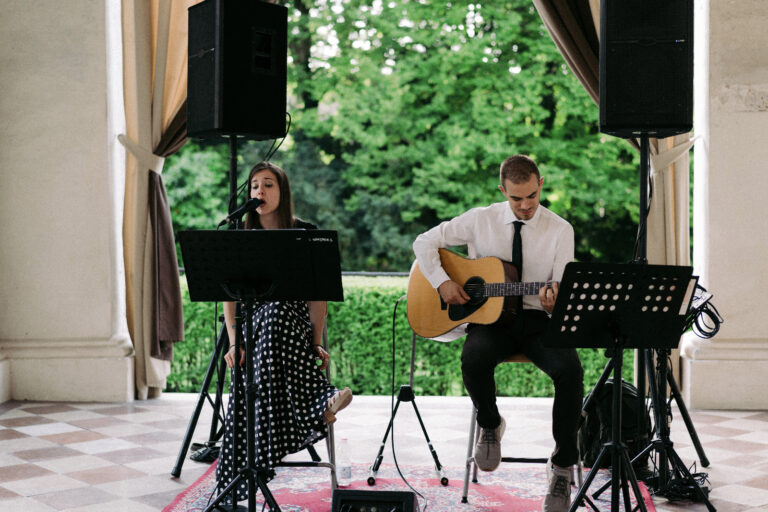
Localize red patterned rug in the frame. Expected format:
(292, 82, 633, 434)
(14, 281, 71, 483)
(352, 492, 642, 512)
(165, 461, 656, 512)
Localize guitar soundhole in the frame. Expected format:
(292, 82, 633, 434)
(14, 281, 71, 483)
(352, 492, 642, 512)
(463, 277, 486, 305)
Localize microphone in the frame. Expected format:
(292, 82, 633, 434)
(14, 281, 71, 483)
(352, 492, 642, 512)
(217, 198, 264, 227)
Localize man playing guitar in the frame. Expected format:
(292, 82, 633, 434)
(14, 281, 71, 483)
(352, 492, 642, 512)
(412, 155, 583, 512)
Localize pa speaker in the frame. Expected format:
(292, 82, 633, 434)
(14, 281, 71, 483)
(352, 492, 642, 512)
(188, 0, 287, 140)
(599, 0, 693, 138)
(331, 489, 418, 512)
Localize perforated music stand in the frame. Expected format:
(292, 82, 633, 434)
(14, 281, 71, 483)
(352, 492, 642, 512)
(542, 262, 695, 512)
(179, 229, 343, 512)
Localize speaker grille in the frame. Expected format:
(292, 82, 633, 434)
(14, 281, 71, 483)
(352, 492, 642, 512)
(599, 0, 693, 138)
(188, 0, 287, 140)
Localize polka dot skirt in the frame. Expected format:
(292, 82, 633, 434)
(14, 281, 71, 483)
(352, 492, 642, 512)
(214, 300, 337, 504)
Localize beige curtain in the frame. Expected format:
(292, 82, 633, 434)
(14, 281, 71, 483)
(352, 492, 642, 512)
(646, 135, 695, 380)
(121, 0, 200, 399)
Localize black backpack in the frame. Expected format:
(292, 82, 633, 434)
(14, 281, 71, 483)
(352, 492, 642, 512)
(578, 378, 652, 470)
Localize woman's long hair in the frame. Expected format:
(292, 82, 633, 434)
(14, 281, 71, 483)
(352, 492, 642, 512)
(244, 161, 295, 229)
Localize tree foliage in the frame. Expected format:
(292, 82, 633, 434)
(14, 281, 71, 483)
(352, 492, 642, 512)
(164, 0, 640, 271)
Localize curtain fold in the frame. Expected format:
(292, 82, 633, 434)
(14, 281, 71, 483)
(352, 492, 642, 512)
(532, 0, 600, 103)
(121, 0, 197, 399)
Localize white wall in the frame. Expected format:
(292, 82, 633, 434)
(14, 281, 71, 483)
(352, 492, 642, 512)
(0, 0, 133, 402)
(681, 0, 768, 409)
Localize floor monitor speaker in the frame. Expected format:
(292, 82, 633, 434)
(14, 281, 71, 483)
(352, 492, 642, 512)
(599, 0, 693, 138)
(188, 0, 287, 140)
(331, 489, 418, 512)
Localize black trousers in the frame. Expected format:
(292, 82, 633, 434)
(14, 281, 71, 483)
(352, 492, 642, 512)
(462, 309, 584, 467)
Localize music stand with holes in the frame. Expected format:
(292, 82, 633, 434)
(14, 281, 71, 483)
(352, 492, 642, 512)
(179, 229, 343, 512)
(542, 262, 696, 512)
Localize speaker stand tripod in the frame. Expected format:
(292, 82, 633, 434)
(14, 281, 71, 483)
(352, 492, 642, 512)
(571, 334, 648, 512)
(626, 349, 715, 510)
(171, 319, 228, 477)
(367, 331, 448, 486)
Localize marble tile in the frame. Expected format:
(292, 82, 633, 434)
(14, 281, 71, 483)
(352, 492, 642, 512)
(63, 498, 159, 512)
(94, 475, 186, 498)
(40, 430, 107, 445)
(124, 454, 196, 476)
(0, 453, 27, 468)
(0, 496, 57, 511)
(0, 429, 28, 441)
(13, 422, 84, 438)
(120, 430, 194, 446)
(64, 417, 128, 430)
(0, 463, 54, 483)
(1, 474, 86, 497)
(67, 438, 140, 455)
(709, 484, 768, 507)
(89, 422, 159, 437)
(33, 486, 117, 510)
(0, 485, 20, 500)
(96, 447, 169, 465)
(0, 416, 54, 428)
(12, 446, 84, 462)
(34, 455, 113, 474)
(732, 430, 768, 445)
(66, 465, 145, 485)
(43, 410, 104, 422)
(89, 405, 152, 416)
(22, 405, 79, 416)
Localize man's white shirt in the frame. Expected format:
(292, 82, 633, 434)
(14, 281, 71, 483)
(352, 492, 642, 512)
(412, 201, 574, 312)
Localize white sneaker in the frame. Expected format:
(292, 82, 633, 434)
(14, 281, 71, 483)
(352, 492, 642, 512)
(473, 417, 506, 472)
(543, 458, 572, 512)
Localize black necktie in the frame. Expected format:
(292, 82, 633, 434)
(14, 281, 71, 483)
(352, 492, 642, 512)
(512, 221, 524, 276)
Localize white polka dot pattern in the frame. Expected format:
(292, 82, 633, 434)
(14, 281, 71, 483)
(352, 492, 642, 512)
(214, 301, 336, 503)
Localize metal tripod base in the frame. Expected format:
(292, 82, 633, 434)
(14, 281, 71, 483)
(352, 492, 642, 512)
(206, 467, 280, 512)
(630, 349, 716, 511)
(367, 384, 448, 486)
(172, 321, 228, 478)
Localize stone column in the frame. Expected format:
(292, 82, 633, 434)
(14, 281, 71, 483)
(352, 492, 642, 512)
(0, 0, 134, 402)
(681, 0, 768, 409)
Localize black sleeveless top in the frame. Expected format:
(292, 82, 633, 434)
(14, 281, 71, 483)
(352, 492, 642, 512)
(293, 218, 317, 230)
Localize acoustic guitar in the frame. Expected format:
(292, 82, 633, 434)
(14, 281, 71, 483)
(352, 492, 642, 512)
(407, 248, 555, 341)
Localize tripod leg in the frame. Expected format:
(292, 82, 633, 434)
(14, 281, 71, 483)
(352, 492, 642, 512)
(667, 368, 710, 467)
(409, 398, 448, 485)
(209, 325, 229, 442)
(367, 397, 403, 485)
(642, 350, 670, 487)
(172, 324, 228, 477)
(461, 407, 478, 503)
(569, 445, 610, 512)
(620, 449, 648, 512)
(667, 447, 716, 512)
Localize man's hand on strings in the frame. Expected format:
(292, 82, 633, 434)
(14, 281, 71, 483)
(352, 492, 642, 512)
(438, 280, 470, 305)
(539, 282, 559, 314)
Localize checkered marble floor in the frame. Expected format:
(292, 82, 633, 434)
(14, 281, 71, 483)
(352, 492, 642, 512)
(1, 394, 767, 511)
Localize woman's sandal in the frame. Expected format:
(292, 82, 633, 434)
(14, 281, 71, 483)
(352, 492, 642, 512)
(324, 387, 353, 424)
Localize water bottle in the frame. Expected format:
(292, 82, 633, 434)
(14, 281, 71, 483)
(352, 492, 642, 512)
(336, 436, 352, 487)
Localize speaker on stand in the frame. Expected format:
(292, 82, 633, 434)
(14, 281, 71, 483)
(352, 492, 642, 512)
(596, 2, 714, 509)
(599, 0, 693, 139)
(180, 2, 290, 510)
(188, 0, 288, 140)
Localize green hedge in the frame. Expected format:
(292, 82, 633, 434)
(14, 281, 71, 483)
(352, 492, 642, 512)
(167, 276, 633, 396)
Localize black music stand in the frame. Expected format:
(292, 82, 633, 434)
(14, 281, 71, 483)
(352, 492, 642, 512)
(542, 262, 695, 512)
(179, 229, 343, 512)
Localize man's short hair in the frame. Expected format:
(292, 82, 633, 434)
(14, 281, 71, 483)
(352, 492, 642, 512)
(500, 155, 541, 185)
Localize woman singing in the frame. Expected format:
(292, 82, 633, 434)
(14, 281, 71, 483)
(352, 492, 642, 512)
(215, 161, 353, 502)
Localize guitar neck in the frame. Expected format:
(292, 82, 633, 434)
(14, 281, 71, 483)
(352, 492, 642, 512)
(485, 281, 557, 297)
